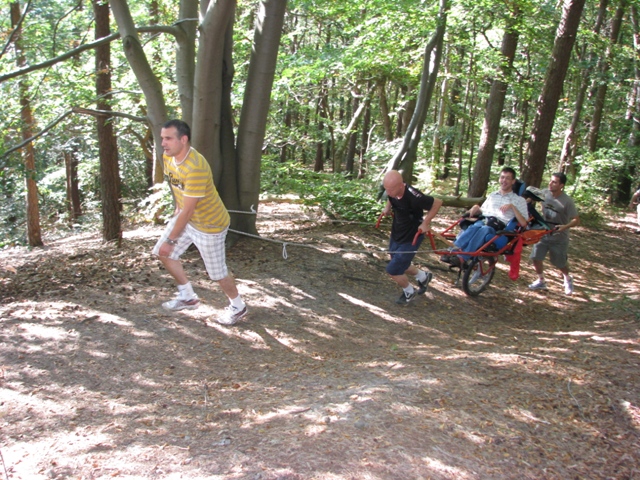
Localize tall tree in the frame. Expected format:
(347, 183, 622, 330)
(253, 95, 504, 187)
(236, 0, 287, 234)
(468, 7, 520, 197)
(522, 0, 587, 187)
(628, 5, 640, 148)
(559, 0, 608, 173)
(94, 0, 121, 244)
(108, 0, 168, 184)
(385, 0, 449, 184)
(11, 1, 42, 247)
(587, 0, 626, 152)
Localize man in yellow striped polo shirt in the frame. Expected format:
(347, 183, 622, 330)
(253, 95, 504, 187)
(152, 120, 247, 325)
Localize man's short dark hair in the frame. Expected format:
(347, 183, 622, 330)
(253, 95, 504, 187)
(500, 167, 517, 180)
(163, 119, 191, 142)
(552, 172, 567, 186)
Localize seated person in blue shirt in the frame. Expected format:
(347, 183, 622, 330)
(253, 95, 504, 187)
(443, 167, 528, 265)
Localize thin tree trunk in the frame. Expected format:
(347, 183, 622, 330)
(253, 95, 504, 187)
(95, 0, 122, 244)
(468, 11, 519, 196)
(559, 0, 608, 172)
(441, 76, 461, 180)
(345, 94, 360, 178)
(587, 1, 626, 152)
(522, 0, 586, 187)
(11, 1, 42, 247)
(377, 80, 394, 141)
(109, 0, 168, 184)
(628, 5, 640, 148)
(176, 0, 198, 127)
(64, 150, 82, 221)
(385, 0, 449, 184)
(433, 51, 450, 172)
(358, 95, 371, 179)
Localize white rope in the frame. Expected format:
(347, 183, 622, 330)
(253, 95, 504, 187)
(227, 227, 420, 259)
(219, 207, 435, 260)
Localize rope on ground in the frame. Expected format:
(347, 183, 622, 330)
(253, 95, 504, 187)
(225, 207, 449, 260)
(228, 227, 421, 260)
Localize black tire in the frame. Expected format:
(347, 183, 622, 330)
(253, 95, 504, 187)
(462, 256, 496, 296)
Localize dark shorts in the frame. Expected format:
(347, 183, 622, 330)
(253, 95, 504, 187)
(386, 236, 423, 276)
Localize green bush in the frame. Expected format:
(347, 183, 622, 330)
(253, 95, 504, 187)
(260, 157, 382, 221)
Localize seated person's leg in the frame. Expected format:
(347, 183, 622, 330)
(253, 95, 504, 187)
(454, 221, 483, 250)
(460, 225, 496, 259)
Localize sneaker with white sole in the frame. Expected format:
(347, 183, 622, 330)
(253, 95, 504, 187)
(217, 305, 248, 325)
(416, 272, 433, 295)
(396, 290, 417, 305)
(528, 279, 548, 291)
(564, 276, 574, 295)
(162, 295, 200, 311)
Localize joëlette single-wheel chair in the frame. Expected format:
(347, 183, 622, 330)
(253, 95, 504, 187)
(415, 212, 555, 296)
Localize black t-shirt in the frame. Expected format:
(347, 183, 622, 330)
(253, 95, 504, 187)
(389, 185, 435, 243)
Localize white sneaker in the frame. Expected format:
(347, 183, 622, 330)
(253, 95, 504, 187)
(162, 295, 200, 311)
(217, 305, 248, 325)
(564, 276, 574, 295)
(528, 279, 548, 290)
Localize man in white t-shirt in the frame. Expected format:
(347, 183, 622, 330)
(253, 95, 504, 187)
(442, 167, 528, 265)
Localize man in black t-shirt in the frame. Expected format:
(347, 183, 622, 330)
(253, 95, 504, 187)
(381, 170, 443, 304)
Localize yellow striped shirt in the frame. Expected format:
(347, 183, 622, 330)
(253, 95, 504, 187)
(164, 148, 230, 234)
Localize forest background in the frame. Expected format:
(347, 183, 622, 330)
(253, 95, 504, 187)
(0, 0, 639, 246)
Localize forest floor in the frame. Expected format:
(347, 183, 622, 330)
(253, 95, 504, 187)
(1, 202, 640, 480)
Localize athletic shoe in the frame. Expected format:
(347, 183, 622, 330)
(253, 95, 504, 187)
(217, 305, 248, 325)
(396, 290, 417, 305)
(564, 276, 574, 295)
(528, 279, 548, 291)
(417, 272, 433, 295)
(448, 255, 462, 268)
(162, 295, 200, 311)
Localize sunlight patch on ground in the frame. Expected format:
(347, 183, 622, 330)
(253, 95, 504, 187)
(505, 406, 550, 425)
(590, 335, 639, 346)
(301, 326, 335, 339)
(620, 400, 640, 430)
(422, 455, 474, 479)
(15, 322, 69, 341)
(337, 292, 413, 325)
(263, 327, 323, 359)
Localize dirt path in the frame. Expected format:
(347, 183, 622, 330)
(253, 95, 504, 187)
(1, 203, 639, 479)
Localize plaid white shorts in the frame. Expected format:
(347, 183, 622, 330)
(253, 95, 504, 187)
(152, 216, 229, 281)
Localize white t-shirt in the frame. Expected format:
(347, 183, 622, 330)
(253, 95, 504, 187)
(481, 191, 528, 225)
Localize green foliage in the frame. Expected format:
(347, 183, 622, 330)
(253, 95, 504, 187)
(572, 147, 639, 204)
(261, 157, 381, 221)
(135, 182, 173, 224)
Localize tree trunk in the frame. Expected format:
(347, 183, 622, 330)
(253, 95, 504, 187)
(109, 0, 168, 184)
(440, 76, 461, 180)
(384, 0, 449, 184)
(587, 1, 626, 152)
(559, 0, 608, 172)
(11, 1, 43, 247)
(176, 0, 198, 127)
(191, 0, 236, 182)
(358, 95, 371, 179)
(628, 5, 640, 148)
(64, 149, 82, 221)
(433, 53, 450, 172)
(377, 80, 394, 141)
(522, 0, 586, 187)
(468, 10, 519, 196)
(344, 94, 360, 177)
(236, 0, 287, 234)
(95, 0, 122, 244)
